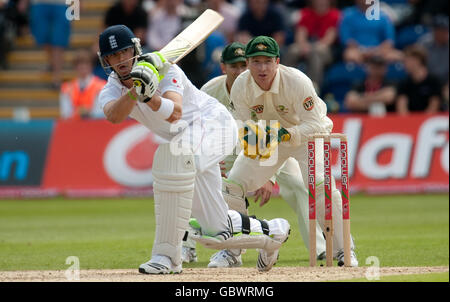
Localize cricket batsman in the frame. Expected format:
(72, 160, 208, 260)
(181, 42, 327, 267)
(226, 36, 358, 266)
(97, 25, 291, 274)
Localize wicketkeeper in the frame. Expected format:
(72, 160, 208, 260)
(227, 36, 359, 266)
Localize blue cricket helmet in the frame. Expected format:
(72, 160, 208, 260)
(99, 25, 136, 57)
(98, 25, 142, 79)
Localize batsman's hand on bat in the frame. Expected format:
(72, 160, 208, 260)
(254, 180, 274, 207)
(130, 61, 160, 100)
(138, 52, 171, 80)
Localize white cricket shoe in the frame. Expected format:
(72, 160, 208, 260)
(181, 246, 198, 263)
(138, 255, 182, 274)
(336, 249, 359, 267)
(257, 218, 291, 272)
(208, 249, 242, 268)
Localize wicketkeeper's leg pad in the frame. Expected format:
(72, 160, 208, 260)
(151, 144, 196, 266)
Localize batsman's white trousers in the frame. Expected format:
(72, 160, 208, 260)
(171, 105, 237, 236)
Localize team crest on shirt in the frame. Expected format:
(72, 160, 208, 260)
(251, 104, 264, 114)
(276, 105, 289, 114)
(303, 96, 314, 111)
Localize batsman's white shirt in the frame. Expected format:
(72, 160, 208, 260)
(99, 65, 228, 142)
(99, 65, 238, 235)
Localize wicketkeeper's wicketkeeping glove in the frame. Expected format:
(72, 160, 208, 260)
(130, 61, 160, 100)
(265, 122, 302, 147)
(239, 120, 261, 160)
(239, 121, 284, 161)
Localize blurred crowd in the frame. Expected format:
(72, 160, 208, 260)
(0, 0, 448, 119)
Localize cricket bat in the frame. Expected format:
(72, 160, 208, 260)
(160, 9, 224, 64)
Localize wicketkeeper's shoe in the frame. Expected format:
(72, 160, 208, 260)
(181, 246, 198, 263)
(138, 255, 182, 274)
(208, 249, 243, 268)
(257, 218, 290, 272)
(336, 249, 359, 267)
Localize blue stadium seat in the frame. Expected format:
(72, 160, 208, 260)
(386, 62, 407, 83)
(395, 25, 429, 49)
(321, 62, 366, 112)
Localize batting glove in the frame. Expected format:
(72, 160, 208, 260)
(130, 61, 160, 100)
(138, 52, 171, 80)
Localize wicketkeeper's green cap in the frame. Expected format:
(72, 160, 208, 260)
(245, 36, 280, 58)
(221, 42, 247, 64)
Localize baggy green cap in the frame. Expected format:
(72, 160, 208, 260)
(245, 36, 280, 58)
(221, 42, 247, 64)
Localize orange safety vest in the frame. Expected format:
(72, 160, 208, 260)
(61, 76, 107, 120)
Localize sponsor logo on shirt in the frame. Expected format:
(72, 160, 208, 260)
(250, 104, 264, 114)
(303, 96, 314, 111)
(171, 78, 181, 88)
(276, 105, 289, 114)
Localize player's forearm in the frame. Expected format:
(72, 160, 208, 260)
(104, 89, 138, 123)
(289, 122, 325, 139)
(145, 91, 182, 123)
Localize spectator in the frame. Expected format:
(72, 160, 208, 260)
(344, 56, 396, 116)
(206, 0, 241, 43)
(396, 45, 442, 115)
(0, 0, 13, 69)
(30, 0, 71, 88)
(397, 0, 449, 29)
(285, 0, 340, 87)
(339, 0, 402, 64)
(418, 14, 449, 87)
(146, 0, 184, 52)
(442, 82, 449, 112)
(11, 0, 29, 35)
(59, 50, 106, 120)
(236, 0, 286, 47)
(104, 0, 148, 47)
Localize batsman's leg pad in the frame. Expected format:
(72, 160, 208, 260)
(222, 178, 248, 214)
(190, 210, 288, 252)
(151, 144, 196, 266)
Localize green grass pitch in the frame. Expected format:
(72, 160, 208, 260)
(0, 194, 448, 280)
